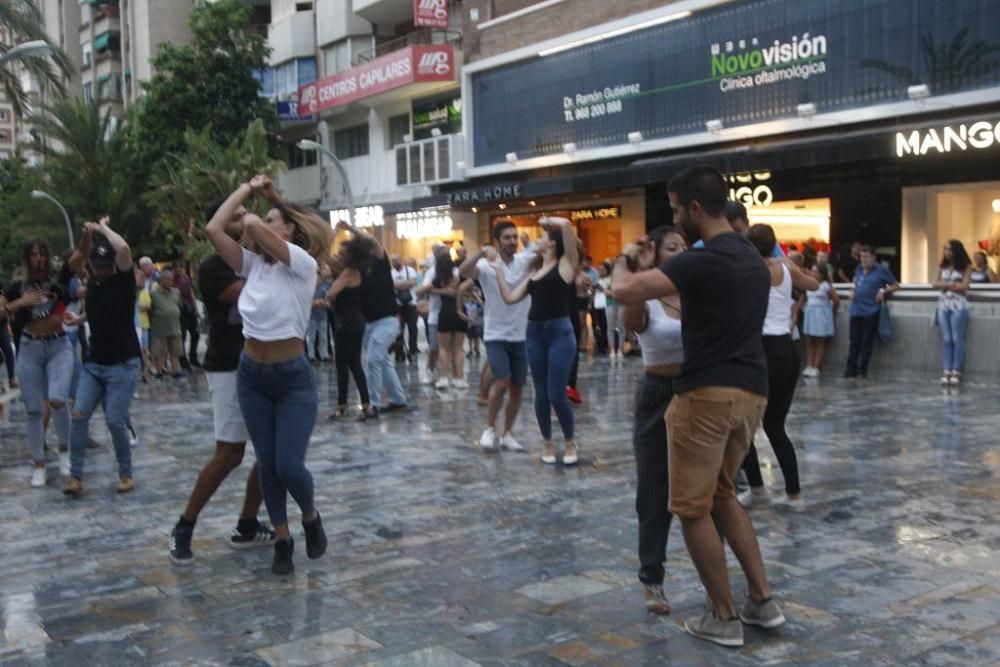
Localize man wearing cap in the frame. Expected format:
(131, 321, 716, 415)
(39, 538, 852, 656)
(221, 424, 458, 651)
(64, 217, 142, 495)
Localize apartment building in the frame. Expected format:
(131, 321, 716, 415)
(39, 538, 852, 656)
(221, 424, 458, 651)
(275, 0, 469, 259)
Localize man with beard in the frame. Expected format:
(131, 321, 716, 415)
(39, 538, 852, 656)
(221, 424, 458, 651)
(613, 165, 784, 648)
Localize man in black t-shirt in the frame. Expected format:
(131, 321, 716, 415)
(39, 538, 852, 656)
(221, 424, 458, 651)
(168, 201, 275, 565)
(65, 218, 142, 496)
(612, 165, 784, 648)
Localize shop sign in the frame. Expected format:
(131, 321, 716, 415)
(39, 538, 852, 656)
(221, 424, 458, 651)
(414, 0, 449, 29)
(570, 206, 621, 221)
(471, 0, 1000, 166)
(276, 100, 312, 123)
(397, 210, 453, 239)
(726, 172, 774, 208)
(299, 45, 454, 115)
(330, 206, 384, 228)
(895, 120, 1000, 158)
(413, 95, 462, 139)
(445, 184, 522, 205)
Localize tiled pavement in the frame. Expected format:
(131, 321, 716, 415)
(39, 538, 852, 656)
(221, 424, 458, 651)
(0, 355, 998, 666)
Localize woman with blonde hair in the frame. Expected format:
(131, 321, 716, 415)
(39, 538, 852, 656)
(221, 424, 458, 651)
(205, 175, 333, 575)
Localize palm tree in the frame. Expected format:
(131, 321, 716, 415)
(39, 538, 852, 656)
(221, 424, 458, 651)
(30, 98, 145, 240)
(0, 0, 73, 116)
(862, 28, 1000, 93)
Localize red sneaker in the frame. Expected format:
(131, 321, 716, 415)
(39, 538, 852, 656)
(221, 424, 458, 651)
(566, 386, 582, 405)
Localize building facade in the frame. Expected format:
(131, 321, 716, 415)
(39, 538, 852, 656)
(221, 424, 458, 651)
(408, 0, 1000, 281)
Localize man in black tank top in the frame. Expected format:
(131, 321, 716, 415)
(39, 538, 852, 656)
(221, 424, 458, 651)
(338, 220, 407, 412)
(612, 165, 783, 648)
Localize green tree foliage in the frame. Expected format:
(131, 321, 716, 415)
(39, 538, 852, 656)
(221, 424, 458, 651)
(30, 98, 149, 245)
(128, 0, 279, 167)
(0, 0, 73, 117)
(0, 156, 66, 279)
(144, 119, 283, 261)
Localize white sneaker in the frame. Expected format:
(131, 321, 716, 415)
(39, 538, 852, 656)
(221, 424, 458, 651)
(479, 426, 497, 449)
(940, 375, 951, 385)
(499, 433, 524, 451)
(59, 451, 70, 476)
(948, 374, 961, 386)
(435, 377, 451, 389)
(30, 466, 46, 488)
(423, 374, 437, 385)
(452, 378, 469, 389)
(738, 487, 770, 508)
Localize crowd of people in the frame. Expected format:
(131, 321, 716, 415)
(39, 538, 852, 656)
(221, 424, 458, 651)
(0, 165, 996, 648)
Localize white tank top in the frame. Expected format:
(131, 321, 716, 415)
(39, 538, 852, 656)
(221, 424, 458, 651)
(637, 299, 684, 366)
(762, 264, 793, 336)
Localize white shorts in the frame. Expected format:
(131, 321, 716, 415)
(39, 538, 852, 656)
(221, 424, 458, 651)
(207, 371, 249, 444)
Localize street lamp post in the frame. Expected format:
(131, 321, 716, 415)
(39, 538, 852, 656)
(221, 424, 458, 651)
(0, 40, 56, 68)
(31, 190, 74, 249)
(296, 139, 355, 228)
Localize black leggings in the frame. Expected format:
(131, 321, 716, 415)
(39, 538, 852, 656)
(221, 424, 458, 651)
(334, 327, 370, 407)
(632, 374, 674, 585)
(742, 334, 801, 495)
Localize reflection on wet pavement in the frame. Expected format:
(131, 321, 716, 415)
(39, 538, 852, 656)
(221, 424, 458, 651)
(0, 357, 998, 665)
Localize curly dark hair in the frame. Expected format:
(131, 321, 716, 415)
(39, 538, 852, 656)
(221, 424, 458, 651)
(940, 239, 971, 272)
(339, 235, 375, 272)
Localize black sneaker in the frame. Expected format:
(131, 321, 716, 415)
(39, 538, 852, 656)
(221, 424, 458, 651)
(381, 403, 408, 413)
(303, 513, 328, 560)
(169, 524, 194, 566)
(229, 521, 277, 550)
(272, 538, 294, 575)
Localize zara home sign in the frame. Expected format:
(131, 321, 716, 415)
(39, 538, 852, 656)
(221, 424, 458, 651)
(895, 120, 1000, 158)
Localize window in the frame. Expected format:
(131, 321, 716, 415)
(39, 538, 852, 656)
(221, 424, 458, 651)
(0, 109, 9, 123)
(82, 42, 92, 68)
(286, 143, 318, 169)
(0, 129, 11, 144)
(388, 114, 410, 147)
(333, 124, 369, 158)
(83, 82, 94, 104)
(98, 74, 123, 101)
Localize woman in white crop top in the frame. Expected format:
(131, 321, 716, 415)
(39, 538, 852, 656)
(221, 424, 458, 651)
(741, 225, 818, 504)
(620, 225, 687, 616)
(932, 240, 972, 386)
(206, 176, 334, 576)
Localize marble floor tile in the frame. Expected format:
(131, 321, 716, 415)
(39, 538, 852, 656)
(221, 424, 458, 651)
(0, 356, 997, 665)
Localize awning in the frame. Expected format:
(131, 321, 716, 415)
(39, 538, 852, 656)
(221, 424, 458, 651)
(93, 33, 110, 51)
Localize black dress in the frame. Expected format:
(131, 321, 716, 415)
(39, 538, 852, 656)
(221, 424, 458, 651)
(437, 293, 468, 334)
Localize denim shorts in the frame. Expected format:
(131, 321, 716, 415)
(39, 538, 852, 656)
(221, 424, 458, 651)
(485, 340, 528, 385)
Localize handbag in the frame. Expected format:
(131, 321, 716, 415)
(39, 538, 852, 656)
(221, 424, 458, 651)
(877, 304, 892, 342)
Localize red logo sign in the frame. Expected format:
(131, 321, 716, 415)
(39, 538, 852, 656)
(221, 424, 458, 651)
(298, 45, 454, 116)
(414, 0, 449, 29)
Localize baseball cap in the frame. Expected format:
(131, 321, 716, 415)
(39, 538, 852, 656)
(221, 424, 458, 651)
(89, 240, 115, 269)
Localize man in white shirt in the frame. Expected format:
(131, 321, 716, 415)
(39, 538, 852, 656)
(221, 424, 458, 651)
(459, 220, 534, 451)
(391, 254, 419, 361)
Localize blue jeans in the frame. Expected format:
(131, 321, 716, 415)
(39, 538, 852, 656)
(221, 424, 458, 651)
(17, 335, 74, 464)
(66, 329, 84, 401)
(306, 315, 330, 361)
(70, 358, 141, 478)
(938, 308, 969, 373)
(363, 316, 407, 409)
(525, 317, 576, 440)
(237, 353, 317, 527)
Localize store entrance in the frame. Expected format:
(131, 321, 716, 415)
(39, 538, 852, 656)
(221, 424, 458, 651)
(497, 208, 623, 265)
(901, 181, 1000, 282)
(747, 197, 831, 257)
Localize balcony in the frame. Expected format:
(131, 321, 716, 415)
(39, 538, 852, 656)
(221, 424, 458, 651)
(268, 10, 315, 64)
(395, 133, 463, 187)
(354, 29, 460, 65)
(352, 0, 411, 26)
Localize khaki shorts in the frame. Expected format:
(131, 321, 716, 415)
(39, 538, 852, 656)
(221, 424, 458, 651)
(666, 386, 767, 519)
(207, 371, 249, 444)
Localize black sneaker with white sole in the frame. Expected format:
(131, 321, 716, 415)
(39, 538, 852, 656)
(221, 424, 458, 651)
(169, 524, 194, 566)
(229, 520, 277, 550)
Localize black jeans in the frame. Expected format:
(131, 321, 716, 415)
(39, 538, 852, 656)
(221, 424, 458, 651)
(846, 313, 879, 376)
(591, 308, 608, 354)
(742, 335, 801, 495)
(397, 303, 419, 353)
(180, 309, 200, 365)
(0, 324, 15, 381)
(334, 327, 369, 406)
(633, 374, 674, 585)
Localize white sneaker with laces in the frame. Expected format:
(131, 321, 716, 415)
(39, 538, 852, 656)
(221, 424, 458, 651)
(59, 451, 70, 476)
(30, 466, 46, 488)
(435, 377, 451, 389)
(499, 432, 524, 451)
(452, 378, 469, 389)
(479, 426, 497, 449)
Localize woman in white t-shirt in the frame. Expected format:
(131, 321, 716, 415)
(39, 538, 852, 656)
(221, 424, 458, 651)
(932, 240, 972, 386)
(206, 176, 333, 576)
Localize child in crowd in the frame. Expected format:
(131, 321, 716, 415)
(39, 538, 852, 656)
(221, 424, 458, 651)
(802, 263, 840, 377)
(465, 285, 484, 359)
